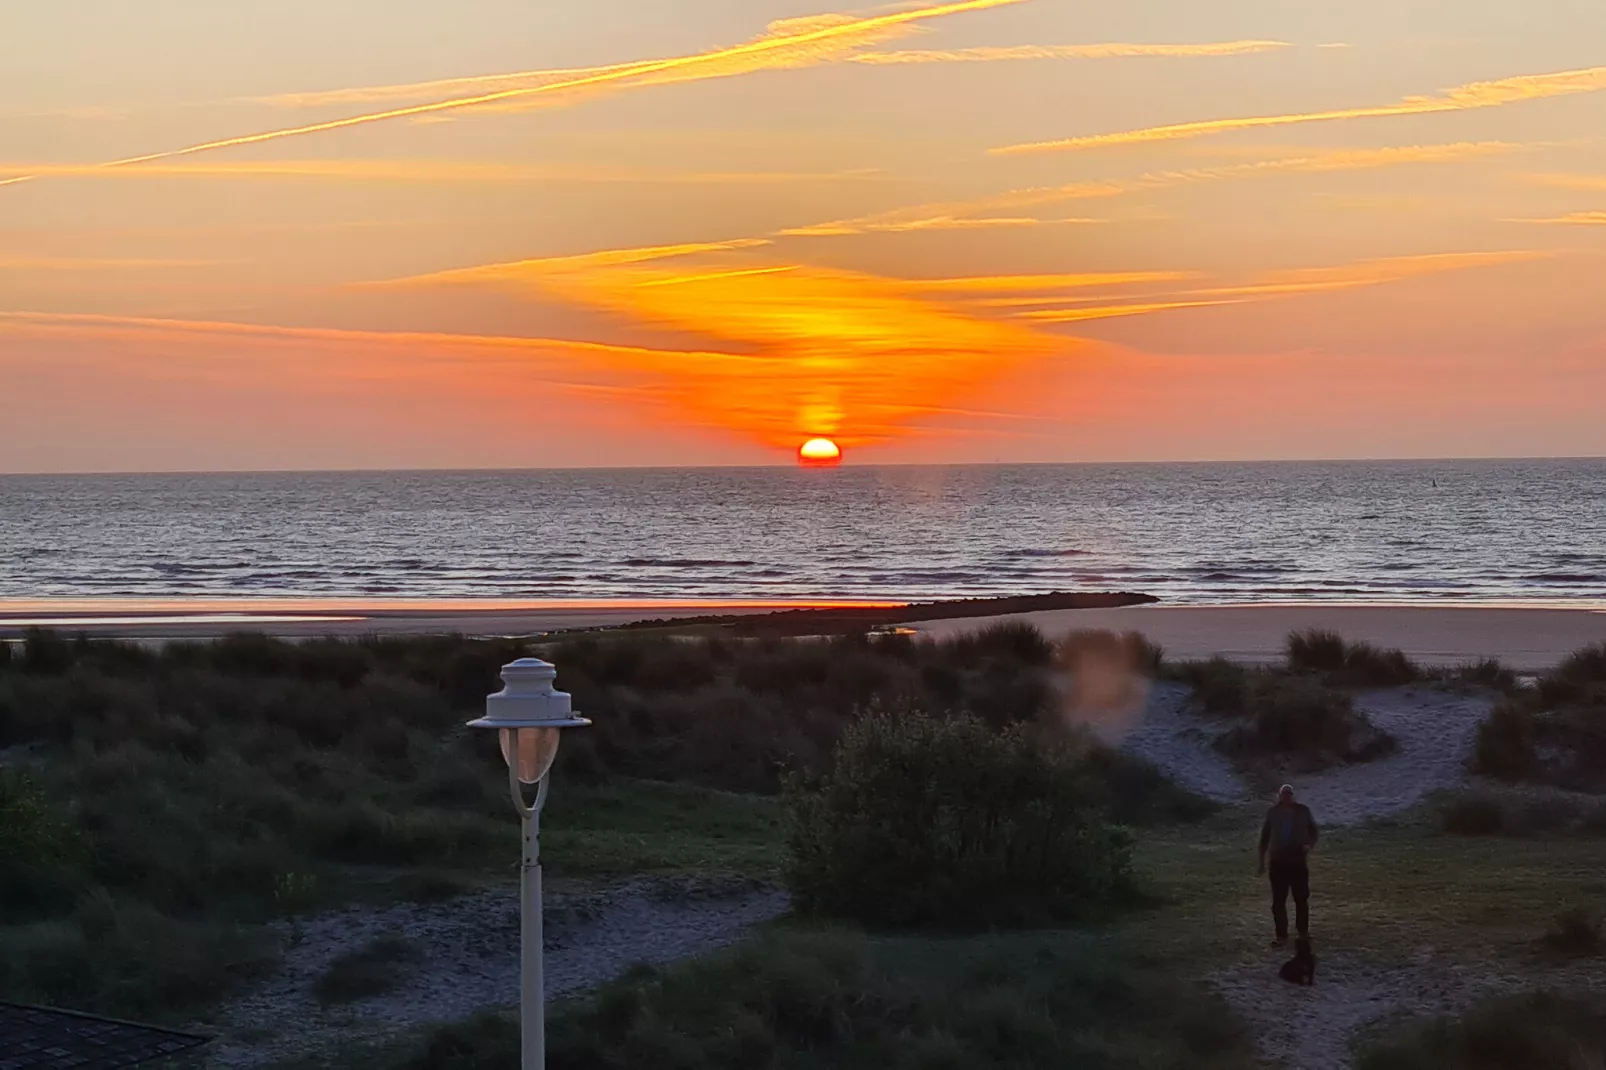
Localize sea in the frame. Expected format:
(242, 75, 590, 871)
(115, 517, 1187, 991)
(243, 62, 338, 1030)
(2, 459, 1604, 606)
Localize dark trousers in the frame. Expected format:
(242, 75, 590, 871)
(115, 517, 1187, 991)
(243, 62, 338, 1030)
(1268, 855, 1310, 939)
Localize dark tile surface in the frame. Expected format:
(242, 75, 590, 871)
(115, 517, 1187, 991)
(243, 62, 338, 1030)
(0, 1003, 208, 1069)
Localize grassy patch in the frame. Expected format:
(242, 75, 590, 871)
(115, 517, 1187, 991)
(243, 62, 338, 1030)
(1356, 992, 1606, 1069)
(1439, 788, 1606, 839)
(542, 779, 785, 878)
(272, 928, 1255, 1070)
(313, 934, 422, 1005)
(0, 627, 1203, 1022)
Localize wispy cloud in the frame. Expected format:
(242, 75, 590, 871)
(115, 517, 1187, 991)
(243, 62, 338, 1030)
(1508, 211, 1606, 225)
(906, 271, 1198, 293)
(1194, 249, 1554, 298)
(994, 250, 1554, 324)
(255, 38, 1289, 110)
(385, 239, 774, 288)
(785, 142, 1522, 236)
(846, 39, 1289, 65)
(0, 0, 1024, 190)
(992, 65, 1606, 154)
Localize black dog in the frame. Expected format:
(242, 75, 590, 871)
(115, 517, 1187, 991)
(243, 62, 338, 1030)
(1278, 936, 1315, 986)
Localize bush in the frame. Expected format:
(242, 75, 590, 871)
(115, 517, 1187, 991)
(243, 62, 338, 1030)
(1556, 643, 1606, 684)
(1474, 702, 1540, 781)
(1541, 908, 1601, 956)
(784, 713, 1133, 928)
(0, 894, 276, 1018)
(1450, 658, 1519, 691)
(0, 771, 85, 919)
(1216, 676, 1396, 769)
(1287, 629, 1420, 687)
(1441, 793, 1506, 836)
(1356, 992, 1606, 1070)
(314, 933, 422, 1004)
(1170, 658, 1249, 715)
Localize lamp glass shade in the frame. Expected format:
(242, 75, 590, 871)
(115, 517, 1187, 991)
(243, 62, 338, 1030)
(500, 726, 561, 785)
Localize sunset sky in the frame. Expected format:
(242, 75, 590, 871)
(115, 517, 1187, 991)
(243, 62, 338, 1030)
(3, 0, 1604, 471)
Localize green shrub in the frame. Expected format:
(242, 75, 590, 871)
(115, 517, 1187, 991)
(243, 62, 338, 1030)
(1441, 793, 1506, 836)
(1356, 992, 1606, 1070)
(1450, 658, 1519, 691)
(1542, 908, 1601, 956)
(1287, 629, 1420, 687)
(0, 771, 85, 919)
(314, 933, 422, 1004)
(784, 713, 1133, 928)
(1473, 701, 1541, 781)
(403, 1011, 519, 1069)
(0, 894, 277, 1019)
(1170, 658, 1250, 715)
(1557, 643, 1606, 684)
(1216, 676, 1396, 768)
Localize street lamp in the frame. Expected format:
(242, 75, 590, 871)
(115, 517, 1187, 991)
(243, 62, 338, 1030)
(468, 657, 590, 1070)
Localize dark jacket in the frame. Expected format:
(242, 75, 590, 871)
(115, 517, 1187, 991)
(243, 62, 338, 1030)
(1259, 802, 1319, 862)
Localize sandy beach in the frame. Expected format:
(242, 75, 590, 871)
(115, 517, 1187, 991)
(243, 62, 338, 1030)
(3, 598, 1602, 671)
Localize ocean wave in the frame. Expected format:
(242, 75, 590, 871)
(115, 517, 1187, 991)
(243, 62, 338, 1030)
(621, 558, 759, 568)
(1003, 548, 1091, 558)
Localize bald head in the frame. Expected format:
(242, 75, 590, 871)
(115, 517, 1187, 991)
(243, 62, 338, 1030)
(1278, 784, 1295, 803)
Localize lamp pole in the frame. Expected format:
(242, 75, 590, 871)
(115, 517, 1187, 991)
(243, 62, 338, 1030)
(468, 658, 590, 1070)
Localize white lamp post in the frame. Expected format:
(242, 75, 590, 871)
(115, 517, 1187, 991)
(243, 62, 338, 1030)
(467, 657, 590, 1070)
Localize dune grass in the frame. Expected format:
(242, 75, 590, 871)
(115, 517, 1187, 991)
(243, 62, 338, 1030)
(1168, 656, 1397, 771)
(0, 625, 1198, 1023)
(267, 927, 1255, 1070)
(1356, 991, 1606, 1069)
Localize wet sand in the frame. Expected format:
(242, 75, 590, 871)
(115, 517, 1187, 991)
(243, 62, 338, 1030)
(915, 604, 1606, 671)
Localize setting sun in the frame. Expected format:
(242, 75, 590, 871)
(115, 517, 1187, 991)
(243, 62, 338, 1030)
(798, 437, 842, 466)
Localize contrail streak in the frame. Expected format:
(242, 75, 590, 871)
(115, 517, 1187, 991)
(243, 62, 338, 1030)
(0, 0, 1024, 190)
(992, 64, 1606, 154)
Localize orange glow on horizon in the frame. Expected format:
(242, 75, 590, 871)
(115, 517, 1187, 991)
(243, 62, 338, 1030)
(798, 437, 843, 465)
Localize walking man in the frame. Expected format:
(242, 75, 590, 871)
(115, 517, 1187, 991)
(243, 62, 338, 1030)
(1258, 784, 1319, 946)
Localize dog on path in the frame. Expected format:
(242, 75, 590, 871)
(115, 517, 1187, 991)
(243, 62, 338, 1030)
(1279, 936, 1316, 986)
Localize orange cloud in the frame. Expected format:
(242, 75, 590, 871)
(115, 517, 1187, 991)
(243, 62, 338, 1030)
(993, 65, 1606, 154)
(382, 244, 1072, 447)
(0, 0, 1023, 189)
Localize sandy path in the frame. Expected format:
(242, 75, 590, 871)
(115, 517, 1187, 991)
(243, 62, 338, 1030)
(203, 876, 787, 1068)
(1110, 683, 1491, 827)
(1106, 682, 1248, 802)
(1211, 951, 1526, 1070)
(1293, 689, 1492, 826)
(1112, 683, 1496, 1069)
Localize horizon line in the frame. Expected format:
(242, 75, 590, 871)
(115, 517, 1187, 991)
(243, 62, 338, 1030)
(1, 453, 1603, 479)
